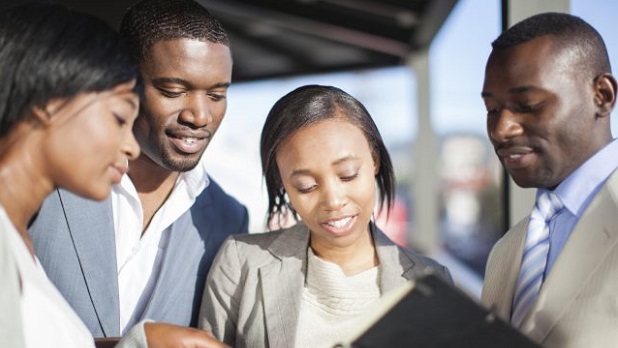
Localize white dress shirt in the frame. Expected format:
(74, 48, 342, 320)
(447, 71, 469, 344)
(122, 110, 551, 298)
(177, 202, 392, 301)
(112, 161, 209, 334)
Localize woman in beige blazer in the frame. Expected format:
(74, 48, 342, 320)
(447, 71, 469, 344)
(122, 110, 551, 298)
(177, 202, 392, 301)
(200, 85, 451, 348)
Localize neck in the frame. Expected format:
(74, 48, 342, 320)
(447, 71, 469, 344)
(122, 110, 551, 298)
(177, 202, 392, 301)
(128, 154, 179, 194)
(128, 154, 180, 233)
(0, 130, 53, 255)
(310, 225, 378, 276)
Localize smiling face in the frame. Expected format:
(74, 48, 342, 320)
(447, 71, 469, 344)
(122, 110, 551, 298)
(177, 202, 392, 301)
(276, 117, 378, 252)
(45, 80, 140, 200)
(482, 35, 609, 189)
(134, 38, 232, 172)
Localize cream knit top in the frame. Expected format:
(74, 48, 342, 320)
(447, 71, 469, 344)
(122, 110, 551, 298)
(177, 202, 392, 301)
(294, 248, 381, 348)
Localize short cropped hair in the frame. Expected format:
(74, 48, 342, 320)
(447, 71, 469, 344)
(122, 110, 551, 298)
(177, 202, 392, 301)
(0, 4, 139, 137)
(260, 85, 395, 228)
(120, 0, 230, 62)
(492, 12, 611, 77)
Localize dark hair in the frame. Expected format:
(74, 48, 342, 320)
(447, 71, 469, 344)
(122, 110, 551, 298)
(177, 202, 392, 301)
(260, 85, 395, 228)
(0, 3, 140, 137)
(120, 0, 230, 63)
(492, 12, 611, 77)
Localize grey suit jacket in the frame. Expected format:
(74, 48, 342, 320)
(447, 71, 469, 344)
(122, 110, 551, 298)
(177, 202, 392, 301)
(28, 177, 249, 338)
(199, 222, 452, 348)
(482, 170, 618, 347)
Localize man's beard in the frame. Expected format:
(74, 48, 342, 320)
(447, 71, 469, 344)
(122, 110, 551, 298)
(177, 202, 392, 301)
(158, 144, 202, 172)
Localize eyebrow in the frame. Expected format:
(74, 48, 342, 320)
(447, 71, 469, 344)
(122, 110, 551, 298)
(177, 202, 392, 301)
(481, 85, 541, 98)
(289, 155, 360, 178)
(151, 77, 231, 89)
(122, 95, 138, 109)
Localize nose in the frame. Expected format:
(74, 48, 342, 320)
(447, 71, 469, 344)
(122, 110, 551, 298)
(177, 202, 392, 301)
(488, 108, 523, 144)
(321, 180, 348, 211)
(178, 93, 213, 128)
(123, 131, 140, 160)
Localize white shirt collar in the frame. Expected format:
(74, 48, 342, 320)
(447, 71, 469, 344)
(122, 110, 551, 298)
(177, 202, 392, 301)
(111, 160, 210, 333)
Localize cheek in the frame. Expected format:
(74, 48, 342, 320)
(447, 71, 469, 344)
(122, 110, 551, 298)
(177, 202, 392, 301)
(285, 189, 312, 215)
(142, 93, 175, 127)
(85, 125, 123, 158)
(133, 112, 164, 144)
(210, 102, 227, 126)
(359, 177, 378, 207)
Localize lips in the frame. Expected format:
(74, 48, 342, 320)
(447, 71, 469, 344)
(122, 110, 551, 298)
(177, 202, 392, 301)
(321, 215, 357, 236)
(167, 130, 210, 154)
(110, 165, 127, 184)
(496, 146, 536, 169)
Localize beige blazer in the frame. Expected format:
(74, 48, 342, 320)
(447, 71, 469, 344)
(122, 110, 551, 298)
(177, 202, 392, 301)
(482, 170, 618, 347)
(199, 222, 451, 348)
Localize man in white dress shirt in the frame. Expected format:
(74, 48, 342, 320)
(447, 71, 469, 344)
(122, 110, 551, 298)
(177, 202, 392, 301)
(28, 0, 249, 338)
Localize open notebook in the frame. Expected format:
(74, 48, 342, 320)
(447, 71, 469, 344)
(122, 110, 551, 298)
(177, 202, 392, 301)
(333, 272, 540, 348)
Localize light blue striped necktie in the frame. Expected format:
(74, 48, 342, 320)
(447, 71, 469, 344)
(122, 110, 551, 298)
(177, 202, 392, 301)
(511, 191, 564, 327)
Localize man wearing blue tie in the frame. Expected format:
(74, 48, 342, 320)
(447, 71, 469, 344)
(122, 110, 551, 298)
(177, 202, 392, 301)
(480, 12, 618, 347)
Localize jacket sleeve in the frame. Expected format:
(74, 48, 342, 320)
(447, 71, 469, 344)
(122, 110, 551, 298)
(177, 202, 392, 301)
(115, 320, 152, 348)
(198, 236, 243, 346)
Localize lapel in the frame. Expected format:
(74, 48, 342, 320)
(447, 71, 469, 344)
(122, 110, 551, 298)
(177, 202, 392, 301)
(490, 219, 528, 319)
(58, 189, 120, 336)
(259, 224, 309, 348)
(142, 190, 213, 321)
(373, 226, 416, 292)
(522, 172, 618, 342)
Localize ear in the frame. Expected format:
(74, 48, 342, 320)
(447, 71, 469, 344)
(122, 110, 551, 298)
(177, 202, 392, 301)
(31, 105, 53, 127)
(372, 150, 380, 176)
(31, 98, 68, 127)
(593, 73, 617, 118)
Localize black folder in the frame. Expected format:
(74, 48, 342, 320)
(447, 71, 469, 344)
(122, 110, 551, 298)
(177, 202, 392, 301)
(335, 272, 540, 348)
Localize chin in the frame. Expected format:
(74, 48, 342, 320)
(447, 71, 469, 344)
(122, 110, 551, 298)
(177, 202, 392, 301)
(163, 155, 201, 172)
(77, 186, 111, 202)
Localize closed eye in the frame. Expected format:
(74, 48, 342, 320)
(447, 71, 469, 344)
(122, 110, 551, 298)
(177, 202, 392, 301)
(341, 173, 358, 182)
(208, 93, 227, 102)
(514, 104, 536, 113)
(157, 87, 185, 98)
(297, 185, 316, 194)
(113, 113, 127, 126)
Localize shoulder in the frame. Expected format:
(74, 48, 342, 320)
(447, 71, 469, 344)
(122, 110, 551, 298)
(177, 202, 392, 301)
(399, 244, 452, 282)
(29, 188, 110, 237)
(226, 224, 306, 253)
(215, 224, 309, 265)
(373, 227, 451, 282)
(227, 229, 284, 248)
(215, 230, 283, 264)
(198, 177, 245, 208)
(192, 177, 248, 229)
(399, 246, 442, 270)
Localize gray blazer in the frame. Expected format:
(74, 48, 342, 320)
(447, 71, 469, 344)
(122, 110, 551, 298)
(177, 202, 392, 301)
(199, 222, 452, 348)
(28, 178, 249, 338)
(482, 169, 618, 347)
